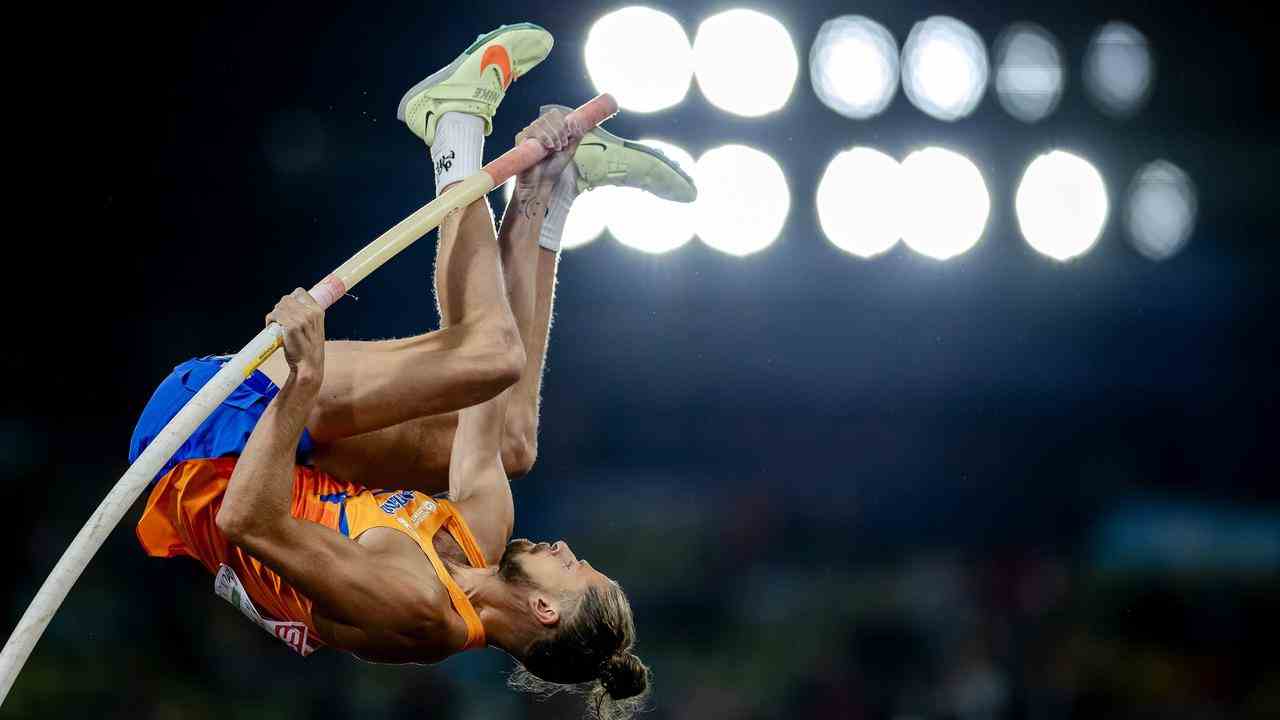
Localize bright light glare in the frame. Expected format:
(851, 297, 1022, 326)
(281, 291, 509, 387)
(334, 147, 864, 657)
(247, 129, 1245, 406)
(585, 7, 692, 113)
(1126, 160, 1196, 261)
(816, 147, 902, 257)
(901, 16, 989, 121)
(900, 147, 989, 260)
(1015, 150, 1109, 261)
(695, 145, 790, 256)
(1084, 22, 1154, 117)
(694, 9, 798, 117)
(607, 139, 698, 254)
(562, 186, 616, 250)
(994, 23, 1064, 122)
(810, 16, 899, 119)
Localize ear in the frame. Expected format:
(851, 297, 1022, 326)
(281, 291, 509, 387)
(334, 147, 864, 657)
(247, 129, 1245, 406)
(529, 593, 561, 627)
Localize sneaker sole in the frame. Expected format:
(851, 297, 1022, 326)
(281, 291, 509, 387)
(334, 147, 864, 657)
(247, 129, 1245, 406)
(620, 137, 696, 190)
(396, 22, 547, 122)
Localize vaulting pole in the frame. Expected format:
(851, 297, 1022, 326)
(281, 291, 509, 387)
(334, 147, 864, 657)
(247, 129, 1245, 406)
(0, 94, 619, 704)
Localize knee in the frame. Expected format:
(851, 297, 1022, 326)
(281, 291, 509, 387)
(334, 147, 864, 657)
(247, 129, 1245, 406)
(470, 313, 525, 392)
(502, 432, 537, 480)
(492, 327, 527, 391)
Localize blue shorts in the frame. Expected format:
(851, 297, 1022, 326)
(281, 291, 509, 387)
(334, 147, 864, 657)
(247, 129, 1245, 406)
(129, 355, 314, 483)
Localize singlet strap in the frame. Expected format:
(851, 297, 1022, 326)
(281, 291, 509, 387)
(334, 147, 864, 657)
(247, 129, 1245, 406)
(437, 499, 489, 569)
(419, 540, 486, 651)
(416, 499, 487, 651)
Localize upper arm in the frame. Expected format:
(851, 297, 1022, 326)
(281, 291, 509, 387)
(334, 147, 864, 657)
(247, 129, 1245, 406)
(233, 519, 424, 630)
(449, 453, 514, 564)
(446, 392, 515, 563)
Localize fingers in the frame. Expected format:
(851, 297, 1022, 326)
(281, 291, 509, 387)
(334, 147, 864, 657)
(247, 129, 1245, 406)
(516, 108, 573, 151)
(563, 132, 583, 156)
(265, 288, 326, 379)
(291, 288, 319, 308)
(266, 288, 323, 328)
(565, 113, 585, 140)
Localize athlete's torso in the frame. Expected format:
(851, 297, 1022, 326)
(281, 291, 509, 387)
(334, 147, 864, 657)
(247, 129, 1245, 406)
(312, 487, 492, 663)
(137, 458, 491, 663)
(318, 524, 474, 663)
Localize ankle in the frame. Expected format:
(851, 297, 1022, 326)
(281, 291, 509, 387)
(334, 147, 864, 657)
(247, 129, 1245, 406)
(431, 112, 484, 194)
(538, 167, 579, 252)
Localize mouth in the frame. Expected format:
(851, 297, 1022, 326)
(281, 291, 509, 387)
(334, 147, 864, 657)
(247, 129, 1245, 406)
(551, 541, 578, 566)
(521, 540, 578, 567)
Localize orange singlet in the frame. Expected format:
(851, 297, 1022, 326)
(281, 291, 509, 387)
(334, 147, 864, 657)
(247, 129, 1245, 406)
(136, 457, 488, 656)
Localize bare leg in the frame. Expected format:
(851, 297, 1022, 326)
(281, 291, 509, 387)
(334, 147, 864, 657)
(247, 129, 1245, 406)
(306, 187, 561, 490)
(500, 225, 559, 476)
(261, 197, 523, 445)
(302, 111, 574, 492)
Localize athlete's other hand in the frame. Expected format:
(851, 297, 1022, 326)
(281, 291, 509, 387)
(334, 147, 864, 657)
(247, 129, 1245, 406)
(266, 288, 326, 389)
(515, 107, 581, 194)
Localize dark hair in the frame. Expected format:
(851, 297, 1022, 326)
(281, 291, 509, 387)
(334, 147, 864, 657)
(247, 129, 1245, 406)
(508, 582, 650, 720)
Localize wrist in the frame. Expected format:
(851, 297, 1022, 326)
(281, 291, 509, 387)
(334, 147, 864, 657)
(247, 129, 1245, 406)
(284, 367, 323, 397)
(514, 175, 554, 200)
(512, 188, 551, 221)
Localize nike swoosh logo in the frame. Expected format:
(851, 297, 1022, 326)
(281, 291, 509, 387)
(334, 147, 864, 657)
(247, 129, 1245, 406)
(578, 142, 607, 151)
(479, 45, 513, 90)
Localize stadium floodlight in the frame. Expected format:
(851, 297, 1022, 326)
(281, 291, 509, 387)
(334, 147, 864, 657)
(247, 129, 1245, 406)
(1016, 150, 1109, 261)
(585, 7, 693, 113)
(901, 16, 989, 121)
(900, 147, 990, 260)
(608, 139, 698, 254)
(810, 16, 899, 119)
(816, 147, 902, 258)
(994, 23, 1064, 123)
(694, 9, 798, 117)
(562, 186, 616, 250)
(694, 144, 790, 256)
(1126, 160, 1196, 261)
(1084, 21, 1154, 117)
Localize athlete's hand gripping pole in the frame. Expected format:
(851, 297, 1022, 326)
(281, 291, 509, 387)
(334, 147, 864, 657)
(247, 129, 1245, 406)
(0, 93, 619, 705)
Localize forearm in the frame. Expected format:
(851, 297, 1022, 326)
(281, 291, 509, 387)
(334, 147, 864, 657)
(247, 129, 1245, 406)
(447, 389, 515, 558)
(218, 374, 318, 538)
(499, 185, 551, 337)
(219, 393, 418, 627)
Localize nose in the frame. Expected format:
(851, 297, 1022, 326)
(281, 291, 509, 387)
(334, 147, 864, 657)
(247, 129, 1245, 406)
(556, 541, 577, 562)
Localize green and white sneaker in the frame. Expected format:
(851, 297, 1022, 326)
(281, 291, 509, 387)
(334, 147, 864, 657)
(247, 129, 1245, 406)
(542, 104, 698, 203)
(398, 23, 554, 146)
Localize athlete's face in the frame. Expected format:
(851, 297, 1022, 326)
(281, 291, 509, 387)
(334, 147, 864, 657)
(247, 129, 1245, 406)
(500, 538, 610, 600)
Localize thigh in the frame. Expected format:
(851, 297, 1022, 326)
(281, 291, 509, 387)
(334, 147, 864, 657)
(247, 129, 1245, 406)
(308, 412, 458, 495)
(261, 329, 486, 443)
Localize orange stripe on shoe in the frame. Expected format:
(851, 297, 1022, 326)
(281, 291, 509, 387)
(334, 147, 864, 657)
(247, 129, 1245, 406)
(480, 45, 513, 90)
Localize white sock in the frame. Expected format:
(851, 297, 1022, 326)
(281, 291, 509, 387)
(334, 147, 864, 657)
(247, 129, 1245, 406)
(539, 166, 579, 251)
(431, 112, 483, 194)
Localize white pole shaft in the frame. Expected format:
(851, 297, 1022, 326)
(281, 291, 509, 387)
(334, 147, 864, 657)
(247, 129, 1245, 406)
(0, 93, 618, 705)
(0, 325, 280, 700)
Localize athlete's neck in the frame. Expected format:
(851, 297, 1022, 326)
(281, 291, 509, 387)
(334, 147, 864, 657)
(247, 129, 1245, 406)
(451, 565, 542, 657)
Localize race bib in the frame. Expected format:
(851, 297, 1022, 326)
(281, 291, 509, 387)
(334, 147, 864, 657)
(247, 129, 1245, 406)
(214, 564, 316, 656)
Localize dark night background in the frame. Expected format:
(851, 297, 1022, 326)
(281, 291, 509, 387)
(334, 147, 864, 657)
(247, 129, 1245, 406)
(4, 1, 1278, 718)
